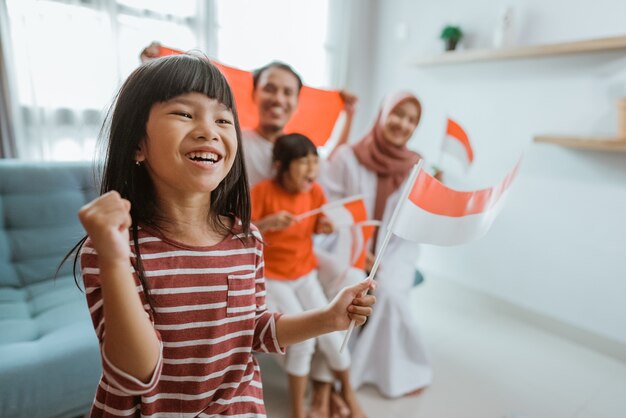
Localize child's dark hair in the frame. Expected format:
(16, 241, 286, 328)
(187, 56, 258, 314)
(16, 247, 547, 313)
(272, 133, 317, 181)
(62, 54, 251, 312)
(252, 61, 303, 94)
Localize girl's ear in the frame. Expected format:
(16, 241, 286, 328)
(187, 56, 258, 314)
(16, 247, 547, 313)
(135, 142, 146, 163)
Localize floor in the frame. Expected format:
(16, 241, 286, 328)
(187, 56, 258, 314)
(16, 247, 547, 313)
(259, 276, 626, 418)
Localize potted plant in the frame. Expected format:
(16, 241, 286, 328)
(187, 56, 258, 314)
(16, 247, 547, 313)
(440, 25, 463, 51)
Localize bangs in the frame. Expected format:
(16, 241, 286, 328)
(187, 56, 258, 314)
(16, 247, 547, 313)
(141, 55, 235, 109)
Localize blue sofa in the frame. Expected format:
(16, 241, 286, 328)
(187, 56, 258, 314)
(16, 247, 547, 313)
(0, 161, 101, 418)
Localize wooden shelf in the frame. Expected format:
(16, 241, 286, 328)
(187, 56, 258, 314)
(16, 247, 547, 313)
(413, 35, 626, 66)
(534, 135, 626, 152)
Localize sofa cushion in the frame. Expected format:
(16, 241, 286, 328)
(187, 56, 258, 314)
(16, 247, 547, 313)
(0, 162, 97, 287)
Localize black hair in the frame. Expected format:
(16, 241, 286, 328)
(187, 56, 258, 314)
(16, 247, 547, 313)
(62, 54, 251, 312)
(272, 133, 318, 181)
(252, 61, 303, 94)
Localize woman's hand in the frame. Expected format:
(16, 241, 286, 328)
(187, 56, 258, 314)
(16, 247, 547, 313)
(257, 211, 295, 233)
(339, 90, 358, 118)
(78, 191, 132, 264)
(139, 41, 161, 63)
(314, 216, 334, 235)
(326, 278, 377, 331)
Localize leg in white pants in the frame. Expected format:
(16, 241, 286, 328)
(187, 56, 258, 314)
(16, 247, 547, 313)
(265, 277, 316, 376)
(265, 270, 351, 377)
(311, 261, 366, 382)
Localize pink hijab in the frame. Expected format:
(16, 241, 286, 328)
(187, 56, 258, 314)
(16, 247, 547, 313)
(352, 91, 422, 221)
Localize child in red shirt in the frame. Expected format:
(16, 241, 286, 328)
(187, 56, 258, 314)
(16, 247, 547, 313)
(251, 133, 365, 418)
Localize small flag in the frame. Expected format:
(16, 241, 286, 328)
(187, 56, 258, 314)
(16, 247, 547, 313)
(156, 46, 344, 146)
(390, 162, 519, 246)
(321, 196, 368, 227)
(442, 118, 474, 169)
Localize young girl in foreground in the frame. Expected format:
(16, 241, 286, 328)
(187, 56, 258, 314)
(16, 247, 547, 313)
(75, 55, 375, 418)
(251, 134, 366, 418)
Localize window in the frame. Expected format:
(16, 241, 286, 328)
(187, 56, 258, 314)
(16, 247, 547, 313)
(215, 0, 331, 88)
(5, 0, 208, 160)
(3, 0, 341, 160)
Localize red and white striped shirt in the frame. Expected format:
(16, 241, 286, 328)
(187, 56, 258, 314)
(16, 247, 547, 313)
(80, 223, 284, 417)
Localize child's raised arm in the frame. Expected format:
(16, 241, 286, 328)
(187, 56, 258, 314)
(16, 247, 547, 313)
(274, 279, 376, 346)
(79, 191, 161, 384)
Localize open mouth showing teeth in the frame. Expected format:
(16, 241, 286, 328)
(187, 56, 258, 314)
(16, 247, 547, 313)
(187, 151, 222, 164)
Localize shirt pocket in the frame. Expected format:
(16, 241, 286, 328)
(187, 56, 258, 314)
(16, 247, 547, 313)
(226, 274, 257, 317)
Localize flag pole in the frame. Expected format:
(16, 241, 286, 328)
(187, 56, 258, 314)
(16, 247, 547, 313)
(295, 194, 365, 222)
(339, 160, 424, 353)
(295, 207, 324, 222)
(437, 116, 449, 170)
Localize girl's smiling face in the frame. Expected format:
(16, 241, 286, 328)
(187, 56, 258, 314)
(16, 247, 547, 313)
(281, 153, 319, 193)
(136, 92, 238, 200)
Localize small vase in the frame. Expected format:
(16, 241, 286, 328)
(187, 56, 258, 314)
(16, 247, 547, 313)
(445, 38, 459, 51)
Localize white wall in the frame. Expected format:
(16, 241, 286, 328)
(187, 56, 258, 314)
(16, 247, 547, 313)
(348, 0, 626, 345)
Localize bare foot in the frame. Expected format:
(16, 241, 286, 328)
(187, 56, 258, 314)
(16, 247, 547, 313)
(341, 390, 366, 418)
(404, 387, 426, 397)
(308, 404, 330, 418)
(330, 391, 350, 418)
(308, 383, 331, 418)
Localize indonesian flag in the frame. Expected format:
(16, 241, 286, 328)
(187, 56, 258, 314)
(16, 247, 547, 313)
(157, 46, 344, 146)
(390, 162, 519, 246)
(295, 195, 367, 226)
(442, 118, 474, 169)
(350, 221, 380, 269)
(321, 196, 368, 227)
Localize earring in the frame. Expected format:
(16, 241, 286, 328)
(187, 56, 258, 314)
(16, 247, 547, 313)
(135, 160, 141, 166)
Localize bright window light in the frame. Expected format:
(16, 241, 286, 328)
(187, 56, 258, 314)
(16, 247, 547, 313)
(116, 0, 198, 18)
(215, 0, 331, 88)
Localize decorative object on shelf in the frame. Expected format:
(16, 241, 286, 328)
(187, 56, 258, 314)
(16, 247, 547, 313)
(440, 25, 463, 51)
(493, 5, 517, 48)
(618, 98, 626, 139)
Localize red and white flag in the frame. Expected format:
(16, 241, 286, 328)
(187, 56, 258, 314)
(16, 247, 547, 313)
(297, 195, 368, 226)
(441, 118, 474, 169)
(390, 162, 519, 246)
(322, 196, 368, 227)
(350, 220, 381, 270)
(157, 45, 344, 146)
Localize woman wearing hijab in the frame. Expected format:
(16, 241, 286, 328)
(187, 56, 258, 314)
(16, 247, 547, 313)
(318, 91, 433, 398)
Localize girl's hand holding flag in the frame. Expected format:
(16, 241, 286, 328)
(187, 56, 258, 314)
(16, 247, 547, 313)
(325, 278, 377, 330)
(256, 210, 295, 233)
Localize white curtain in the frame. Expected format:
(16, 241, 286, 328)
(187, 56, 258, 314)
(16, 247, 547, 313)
(0, 0, 20, 158)
(4, 0, 207, 160)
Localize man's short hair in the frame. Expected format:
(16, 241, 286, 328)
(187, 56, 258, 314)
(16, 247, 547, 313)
(252, 61, 303, 94)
